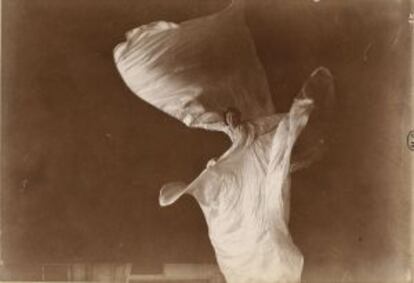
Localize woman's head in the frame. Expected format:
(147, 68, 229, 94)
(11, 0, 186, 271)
(224, 107, 242, 128)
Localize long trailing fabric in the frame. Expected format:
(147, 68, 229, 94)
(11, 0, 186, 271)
(114, 2, 274, 133)
(113, 2, 334, 283)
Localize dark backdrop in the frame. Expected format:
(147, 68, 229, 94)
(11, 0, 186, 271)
(2, 0, 411, 281)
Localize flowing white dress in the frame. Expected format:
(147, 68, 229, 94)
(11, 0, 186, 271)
(160, 97, 312, 283)
(113, 2, 334, 282)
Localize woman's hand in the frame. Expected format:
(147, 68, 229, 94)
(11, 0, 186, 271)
(207, 158, 217, 168)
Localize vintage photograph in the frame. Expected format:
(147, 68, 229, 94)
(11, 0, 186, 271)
(1, 0, 412, 282)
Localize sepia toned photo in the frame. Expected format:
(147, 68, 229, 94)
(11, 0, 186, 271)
(0, 0, 412, 282)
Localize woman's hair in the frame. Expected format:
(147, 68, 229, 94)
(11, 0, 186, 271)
(223, 107, 242, 125)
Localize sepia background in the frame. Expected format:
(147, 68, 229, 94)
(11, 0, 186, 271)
(1, 0, 412, 282)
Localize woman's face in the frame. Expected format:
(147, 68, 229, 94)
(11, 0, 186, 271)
(225, 111, 241, 128)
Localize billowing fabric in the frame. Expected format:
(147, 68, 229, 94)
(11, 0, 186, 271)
(114, 3, 274, 132)
(113, 2, 334, 283)
(160, 96, 313, 283)
(157, 66, 334, 283)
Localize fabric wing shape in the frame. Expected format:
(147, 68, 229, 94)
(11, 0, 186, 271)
(113, 5, 274, 132)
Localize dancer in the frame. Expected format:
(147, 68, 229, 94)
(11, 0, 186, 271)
(114, 2, 334, 282)
(159, 67, 333, 283)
